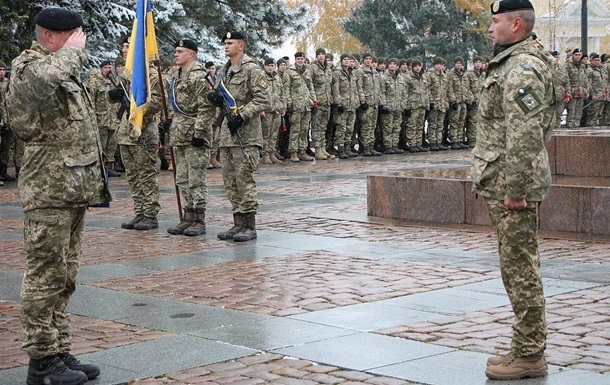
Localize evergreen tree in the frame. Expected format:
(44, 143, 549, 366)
(342, 0, 491, 65)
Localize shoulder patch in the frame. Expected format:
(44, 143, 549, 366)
(522, 66, 534, 76)
(515, 85, 542, 113)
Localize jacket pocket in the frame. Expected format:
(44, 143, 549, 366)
(61, 82, 86, 121)
(471, 147, 501, 191)
(62, 151, 104, 204)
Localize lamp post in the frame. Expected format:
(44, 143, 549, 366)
(582, 0, 588, 53)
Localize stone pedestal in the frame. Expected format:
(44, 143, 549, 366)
(367, 130, 610, 236)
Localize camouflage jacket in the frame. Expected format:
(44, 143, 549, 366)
(553, 64, 569, 102)
(284, 64, 315, 112)
(114, 67, 163, 146)
(424, 69, 454, 111)
(472, 35, 555, 202)
(6, 41, 110, 210)
(563, 59, 589, 97)
(380, 70, 407, 111)
(405, 71, 429, 109)
(265, 70, 286, 113)
(218, 53, 270, 148)
(361, 66, 384, 106)
(309, 60, 333, 106)
(88, 74, 115, 129)
(447, 68, 472, 104)
(352, 66, 365, 105)
(466, 69, 486, 102)
(167, 60, 214, 147)
(332, 67, 359, 111)
(0, 77, 8, 127)
(587, 66, 607, 100)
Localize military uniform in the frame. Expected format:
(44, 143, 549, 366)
(261, 63, 285, 163)
(472, 34, 555, 372)
(465, 63, 485, 147)
(553, 62, 569, 129)
(563, 55, 589, 127)
(285, 58, 315, 161)
(0, 63, 16, 182)
(405, 64, 429, 151)
(7, 29, 109, 385)
(360, 60, 383, 156)
(331, 58, 359, 158)
(216, 46, 270, 242)
(586, 57, 606, 126)
(447, 59, 472, 149)
(380, 64, 407, 153)
(309, 51, 334, 159)
(424, 59, 453, 150)
(166, 55, 215, 236)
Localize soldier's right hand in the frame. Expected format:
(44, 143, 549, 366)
(206, 91, 224, 107)
(336, 104, 345, 113)
(108, 88, 124, 102)
(403, 109, 411, 118)
(429, 103, 435, 111)
(450, 102, 458, 110)
(191, 136, 205, 147)
(64, 28, 86, 49)
(379, 105, 390, 114)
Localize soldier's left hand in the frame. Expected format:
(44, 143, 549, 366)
(191, 136, 205, 147)
(504, 195, 527, 210)
(359, 102, 369, 111)
(228, 114, 244, 134)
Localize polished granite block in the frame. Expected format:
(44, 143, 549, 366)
(548, 129, 610, 177)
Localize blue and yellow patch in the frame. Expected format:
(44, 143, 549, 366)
(522, 66, 534, 75)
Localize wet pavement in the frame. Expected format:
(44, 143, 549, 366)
(1, 149, 609, 385)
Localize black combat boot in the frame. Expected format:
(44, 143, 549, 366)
(27, 355, 88, 385)
(0, 164, 15, 182)
(233, 213, 257, 242)
(217, 213, 244, 240)
(58, 352, 100, 380)
(121, 214, 144, 229)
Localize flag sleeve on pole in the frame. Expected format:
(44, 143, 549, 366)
(123, 0, 159, 136)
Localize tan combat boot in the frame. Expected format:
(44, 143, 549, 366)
(261, 152, 272, 164)
(167, 209, 194, 235)
(485, 353, 547, 380)
(217, 213, 244, 240)
(289, 151, 300, 162)
(183, 210, 206, 236)
(270, 152, 283, 164)
(210, 152, 222, 168)
(314, 147, 328, 160)
(297, 149, 314, 161)
(321, 147, 335, 159)
(233, 213, 257, 242)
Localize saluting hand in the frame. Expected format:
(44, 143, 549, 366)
(64, 28, 86, 49)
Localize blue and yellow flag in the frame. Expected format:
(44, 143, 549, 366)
(123, 0, 159, 135)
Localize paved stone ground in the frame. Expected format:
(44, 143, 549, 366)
(1, 148, 609, 385)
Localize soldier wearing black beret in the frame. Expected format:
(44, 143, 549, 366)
(490, 0, 534, 14)
(175, 39, 198, 53)
(34, 7, 83, 31)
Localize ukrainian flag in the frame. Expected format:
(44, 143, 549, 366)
(123, 0, 159, 135)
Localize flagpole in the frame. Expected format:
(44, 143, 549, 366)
(155, 60, 183, 222)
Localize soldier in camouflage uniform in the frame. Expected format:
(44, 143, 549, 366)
(359, 52, 383, 156)
(165, 39, 215, 236)
(405, 58, 429, 152)
(447, 57, 472, 149)
(309, 48, 335, 160)
(110, 36, 163, 231)
(550, 51, 569, 129)
(586, 53, 607, 127)
(205, 61, 222, 168)
(260, 57, 286, 164)
(89, 60, 122, 177)
(213, 31, 270, 242)
(424, 57, 452, 151)
(332, 54, 360, 159)
(6, 8, 110, 384)
(0, 60, 16, 183)
(465, 56, 486, 148)
(380, 58, 407, 154)
(285, 52, 315, 162)
(473, 0, 554, 380)
(350, 54, 366, 154)
(563, 48, 588, 127)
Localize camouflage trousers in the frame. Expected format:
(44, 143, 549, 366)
(21, 206, 87, 358)
(426, 108, 445, 144)
(0, 126, 14, 166)
(448, 102, 467, 143)
(360, 105, 378, 147)
(220, 146, 260, 214)
(212, 124, 221, 153)
(334, 109, 356, 147)
(99, 126, 118, 164)
(566, 97, 584, 128)
(120, 144, 161, 218)
(585, 100, 604, 127)
(465, 105, 478, 145)
(406, 107, 426, 147)
(486, 198, 547, 357)
(311, 105, 331, 148)
(289, 110, 311, 152)
(261, 111, 281, 154)
(174, 145, 210, 211)
(555, 101, 566, 129)
(382, 110, 401, 148)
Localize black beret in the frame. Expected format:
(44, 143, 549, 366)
(294, 52, 305, 58)
(433, 56, 445, 65)
(100, 60, 112, 68)
(315, 48, 326, 56)
(264, 57, 275, 65)
(223, 31, 246, 41)
(454, 56, 464, 64)
(411, 58, 422, 66)
(122, 36, 130, 45)
(572, 48, 582, 54)
(550, 50, 559, 57)
(277, 58, 287, 66)
(581, 53, 588, 59)
(175, 39, 198, 53)
(490, 0, 534, 15)
(34, 7, 83, 31)
(205, 61, 215, 69)
(590, 53, 600, 60)
(362, 52, 373, 59)
(601, 53, 609, 62)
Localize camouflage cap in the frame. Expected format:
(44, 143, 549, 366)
(0, 60, 6, 68)
(294, 52, 305, 58)
(454, 56, 464, 64)
(398, 59, 407, 66)
(377, 57, 386, 64)
(362, 52, 373, 59)
(264, 57, 275, 65)
(277, 58, 287, 66)
(433, 56, 445, 65)
(388, 57, 399, 65)
(325, 53, 334, 61)
(34, 7, 83, 31)
(411, 58, 422, 66)
(315, 48, 326, 56)
(340, 53, 353, 62)
(490, 0, 534, 14)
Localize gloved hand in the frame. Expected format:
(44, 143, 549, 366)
(403, 109, 411, 118)
(336, 104, 346, 113)
(429, 103, 435, 110)
(206, 91, 224, 107)
(191, 136, 205, 147)
(450, 102, 458, 110)
(227, 114, 245, 135)
(379, 105, 390, 114)
(469, 101, 477, 108)
(159, 119, 172, 133)
(108, 88, 124, 102)
(359, 102, 369, 111)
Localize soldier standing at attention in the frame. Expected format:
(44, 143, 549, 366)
(332, 54, 359, 159)
(260, 57, 286, 164)
(465, 56, 486, 148)
(447, 57, 472, 149)
(309, 48, 335, 160)
(472, 0, 555, 380)
(359, 52, 383, 156)
(6, 8, 110, 384)
(586, 53, 606, 127)
(285, 52, 315, 162)
(425, 57, 452, 151)
(380, 58, 407, 154)
(564, 48, 588, 127)
(109, 36, 163, 231)
(0, 60, 16, 184)
(165, 39, 215, 236)
(405, 58, 429, 153)
(214, 31, 269, 242)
